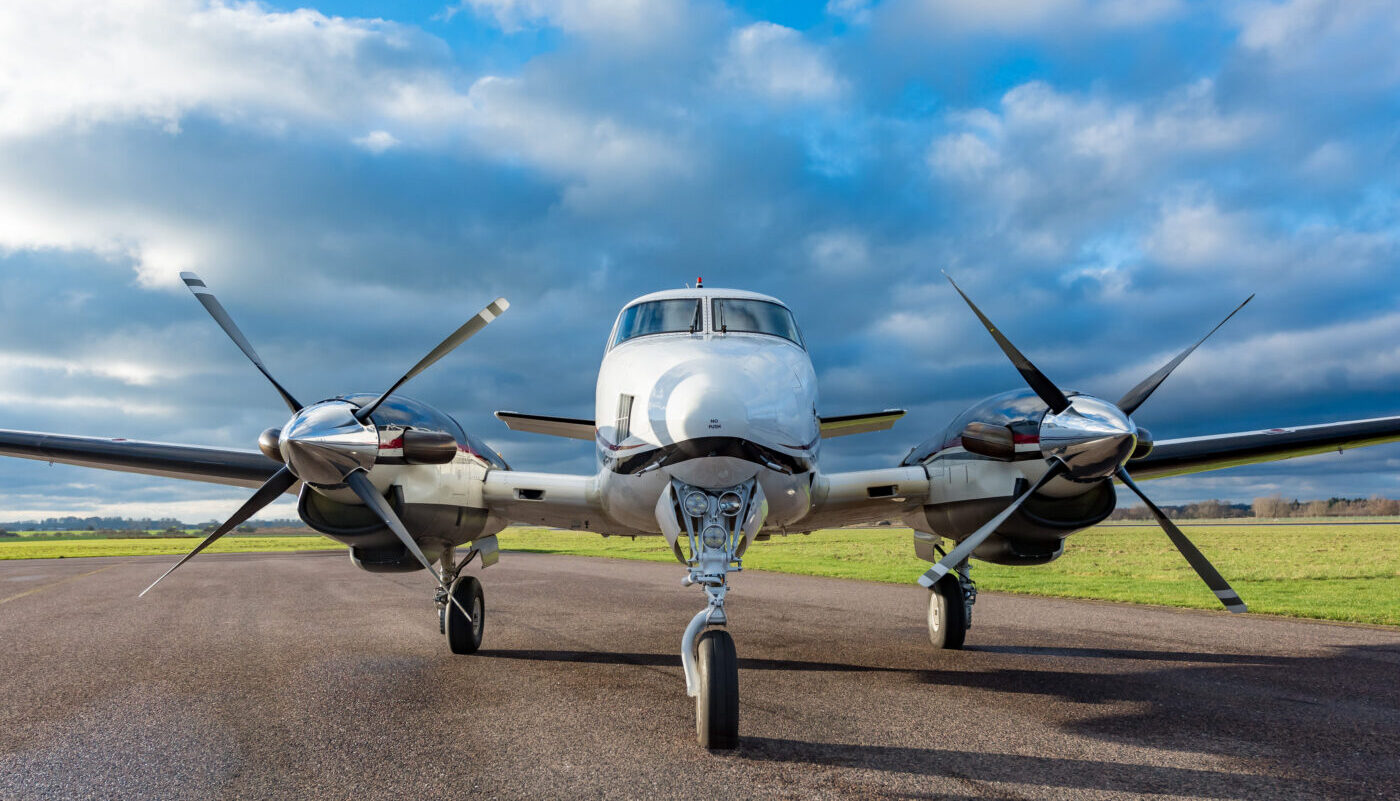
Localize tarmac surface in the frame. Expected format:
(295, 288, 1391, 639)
(1, 550, 1398, 800)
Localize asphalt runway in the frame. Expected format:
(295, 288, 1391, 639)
(2, 551, 1397, 800)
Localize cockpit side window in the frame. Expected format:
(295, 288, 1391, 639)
(610, 299, 703, 347)
(712, 298, 804, 348)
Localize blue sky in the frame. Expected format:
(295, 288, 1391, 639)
(0, 0, 1397, 522)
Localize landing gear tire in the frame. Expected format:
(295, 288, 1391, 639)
(927, 574, 967, 650)
(445, 575, 484, 655)
(695, 629, 739, 750)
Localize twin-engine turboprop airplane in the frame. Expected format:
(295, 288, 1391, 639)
(3, 273, 1400, 749)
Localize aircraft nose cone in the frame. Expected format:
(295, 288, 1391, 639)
(1039, 396, 1137, 480)
(664, 374, 747, 443)
(278, 400, 378, 485)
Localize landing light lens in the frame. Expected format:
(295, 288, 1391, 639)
(701, 525, 728, 549)
(683, 491, 710, 517)
(718, 492, 742, 516)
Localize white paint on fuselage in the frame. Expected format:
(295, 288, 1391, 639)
(594, 288, 818, 532)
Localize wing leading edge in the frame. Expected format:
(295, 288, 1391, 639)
(1126, 415, 1400, 481)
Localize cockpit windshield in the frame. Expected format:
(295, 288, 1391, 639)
(611, 299, 702, 347)
(713, 298, 803, 347)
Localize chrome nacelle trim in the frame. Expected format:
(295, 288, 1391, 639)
(279, 399, 378, 486)
(1038, 395, 1136, 480)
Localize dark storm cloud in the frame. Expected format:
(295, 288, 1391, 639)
(0, 0, 1397, 519)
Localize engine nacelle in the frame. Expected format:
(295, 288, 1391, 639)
(904, 388, 1121, 566)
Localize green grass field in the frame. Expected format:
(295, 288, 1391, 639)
(496, 524, 1400, 626)
(0, 536, 341, 560)
(3, 524, 1396, 625)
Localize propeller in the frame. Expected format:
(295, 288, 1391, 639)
(937, 274, 1249, 613)
(1116, 294, 1253, 415)
(141, 273, 507, 601)
(139, 466, 299, 596)
(354, 297, 509, 423)
(181, 272, 302, 413)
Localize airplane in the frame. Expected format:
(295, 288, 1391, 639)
(3, 271, 1399, 750)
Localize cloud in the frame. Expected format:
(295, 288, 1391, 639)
(1235, 0, 1400, 85)
(718, 22, 847, 103)
(353, 130, 401, 153)
(882, 0, 1183, 35)
(0, 0, 463, 141)
(449, 0, 690, 43)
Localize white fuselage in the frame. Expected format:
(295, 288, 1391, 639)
(593, 289, 819, 533)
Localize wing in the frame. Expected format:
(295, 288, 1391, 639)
(1127, 415, 1400, 480)
(494, 412, 594, 440)
(819, 410, 906, 438)
(495, 409, 907, 441)
(801, 466, 932, 530)
(0, 428, 282, 489)
(481, 469, 635, 534)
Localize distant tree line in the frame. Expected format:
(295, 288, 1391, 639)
(1111, 495, 1400, 520)
(0, 516, 304, 532)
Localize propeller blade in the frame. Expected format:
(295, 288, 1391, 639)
(355, 297, 509, 423)
(181, 272, 302, 413)
(140, 465, 298, 597)
(918, 461, 1067, 587)
(1116, 467, 1246, 613)
(944, 273, 1071, 414)
(344, 470, 474, 622)
(1116, 295, 1253, 415)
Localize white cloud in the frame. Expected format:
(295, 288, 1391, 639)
(0, 0, 467, 141)
(826, 0, 874, 26)
(451, 0, 688, 42)
(1142, 199, 1282, 271)
(1234, 0, 1400, 90)
(887, 0, 1182, 33)
(1093, 310, 1400, 404)
(719, 23, 847, 103)
(353, 130, 400, 153)
(925, 79, 1264, 255)
(462, 75, 689, 204)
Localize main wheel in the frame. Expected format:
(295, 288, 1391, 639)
(927, 574, 967, 650)
(445, 575, 484, 655)
(695, 629, 739, 750)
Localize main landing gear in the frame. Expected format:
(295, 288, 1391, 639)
(435, 536, 499, 655)
(660, 478, 766, 750)
(927, 558, 976, 650)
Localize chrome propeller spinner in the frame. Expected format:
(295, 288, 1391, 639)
(277, 400, 378, 486)
(140, 272, 508, 603)
(921, 274, 1251, 614)
(1038, 395, 1137, 481)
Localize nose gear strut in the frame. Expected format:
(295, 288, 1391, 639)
(656, 477, 767, 749)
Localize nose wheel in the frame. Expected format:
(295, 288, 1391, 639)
(695, 629, 738, 749)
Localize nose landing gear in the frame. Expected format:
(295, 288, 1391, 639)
(659, 478, 767, 750)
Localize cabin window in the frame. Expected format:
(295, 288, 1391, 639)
(712, 298, 804, 347)
(611, 299, 703, 347)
